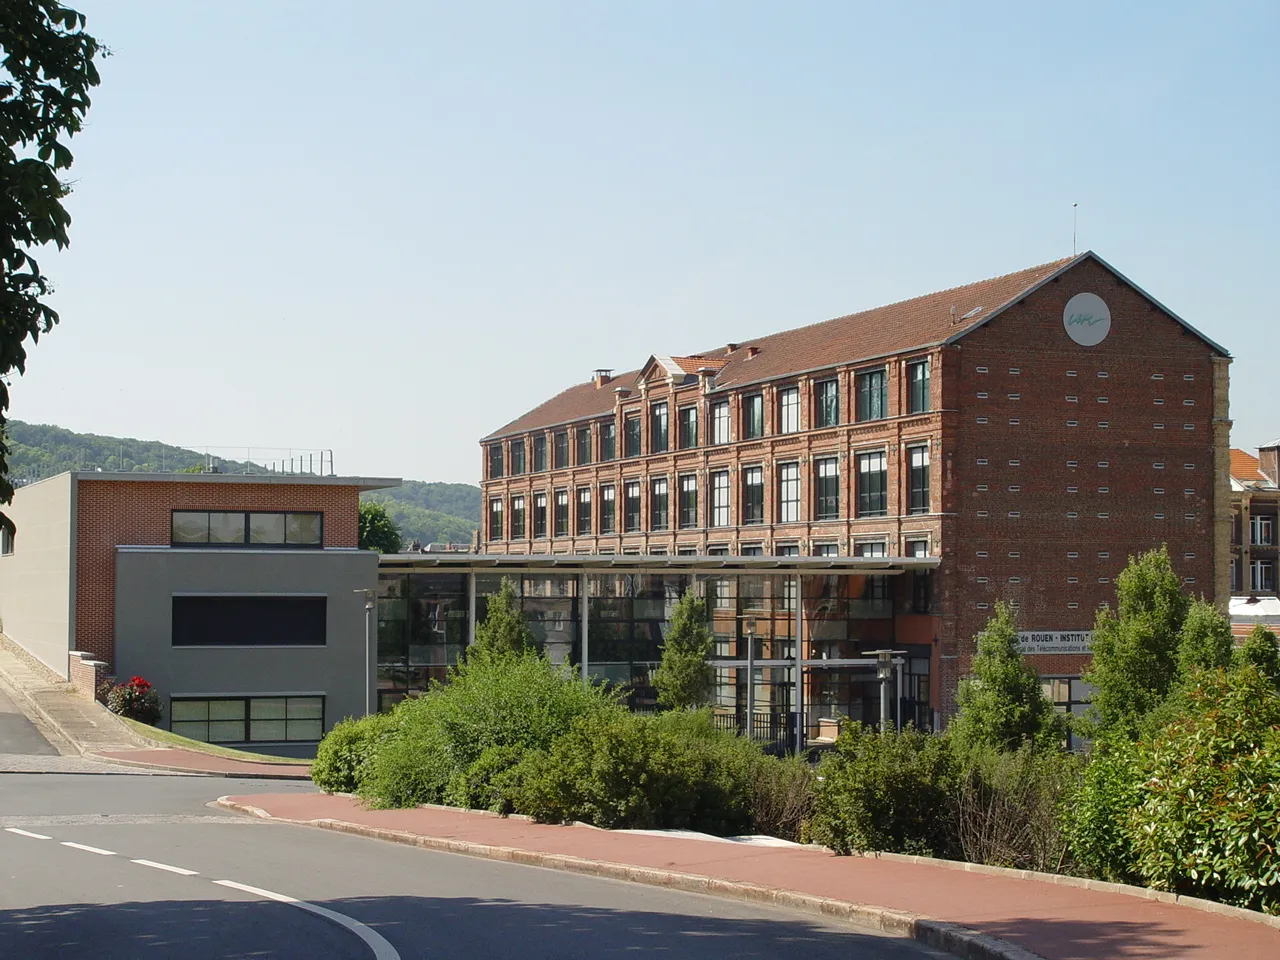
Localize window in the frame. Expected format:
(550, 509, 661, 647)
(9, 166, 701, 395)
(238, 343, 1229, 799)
(776, 544, 799, 557)
(678, 475, 697, 528)
(741, 545, 764, 557)
(511, 496, 526, 539)
(778, 386, 800, 434)
(171, 511, 322, 548)
(678, 406, 698, 449)
(742, 466, 764, 524)
(1252, 560, 1276, 593)
(527, 493, 548, 540)
(710, 470, 730, 527)
(813, 543, 839, 557)
(856, 368, 886, 421)
(857, 451, 887, 517)
(1251, 515, 1275, 546)
(710, 401, 730, 444)
(707, 544, 730, 557)
(623, 416, 641, 458)
(510, 439, 526, 475)
(742, 394, 764, 439)
(778, 462, 800, 522)
(814, 456, 839, 520)
(907, 359, 930, 414)
(814, 379, 839, 428)
(576, 426, 592, 465)
(553, 489, 570, 536)
(576, 487, 592, 536)
(0, 526, 12, 556)
(599, 421, 616, 462)
(488, 499, 503, 540)
(171, 596, 326, 647)
(649, 478, 669, 531)
(650, 402, 669, 453)
(533, 435, 547, 472)
(856, 541, 886, 557)
(599, 485, 615, 534)
(907, 540, 932, 613)
(171, 695, 323, 744)
(908, 444, 930, 515)
(623, 481, 641, 532)
(553, 431, 569, 469)
(487, 444, 504, 479)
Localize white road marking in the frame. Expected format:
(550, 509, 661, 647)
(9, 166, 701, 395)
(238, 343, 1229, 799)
(131, 858, 199, 876)
(4, 828, 51, 840)
(214, 880, 401, 960)
(60, 841, 116, 856)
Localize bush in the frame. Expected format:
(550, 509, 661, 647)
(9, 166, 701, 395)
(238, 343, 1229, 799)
(104, 675, 162, 725)
(310, 711, 397, 794)
(955, 745, 1080, 872)
(652, 590, 714, 710)
(810, 724, 958, 857)
(1127, 666, 1280, 913)
(357, 649, 617, 809)
(1062, 735, 1143, 883)
(749, 753, 815, 844)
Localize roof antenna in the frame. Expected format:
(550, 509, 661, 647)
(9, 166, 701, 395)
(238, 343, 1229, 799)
(1072, 202, 1078, 255)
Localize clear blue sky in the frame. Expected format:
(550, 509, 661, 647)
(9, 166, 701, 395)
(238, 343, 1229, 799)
(15, 1, 1279, 483)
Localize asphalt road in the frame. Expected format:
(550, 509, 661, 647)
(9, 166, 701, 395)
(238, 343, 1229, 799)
(0, 772, 946, 960)
(0, 683, 57, 756)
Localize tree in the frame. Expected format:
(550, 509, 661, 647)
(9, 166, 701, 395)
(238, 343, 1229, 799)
(1175, 598, 1233, 674)
(652, 589, 713, 710)
(472, 577, 535, 658)
(0, 4, 103, 532)
(948, 602, 1065, 754)
(358, 500, 402, 554)
(1234, 623, 1280, 686)
(1082, 546, 1190, 738)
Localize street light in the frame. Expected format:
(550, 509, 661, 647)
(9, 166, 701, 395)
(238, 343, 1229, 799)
(354, 589, 376, 717)
(868, 649, 907, 732)
(743, 617, 757, 739)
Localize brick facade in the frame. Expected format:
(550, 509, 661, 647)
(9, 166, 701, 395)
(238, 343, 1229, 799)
(73, 479, 360, 669)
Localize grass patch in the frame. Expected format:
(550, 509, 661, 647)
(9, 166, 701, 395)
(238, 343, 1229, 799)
(119, 718, 311, 765)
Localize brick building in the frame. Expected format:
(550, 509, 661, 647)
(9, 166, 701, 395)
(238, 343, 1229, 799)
(1228, 441, 1279, 596)
(476, 251, 1231, 721)
(0, 470, 398, 751)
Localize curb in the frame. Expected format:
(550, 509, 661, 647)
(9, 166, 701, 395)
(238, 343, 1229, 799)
(214, 799, 1042, 960)
(92, 755, 310, 780)
(866, 850, 1280, 932)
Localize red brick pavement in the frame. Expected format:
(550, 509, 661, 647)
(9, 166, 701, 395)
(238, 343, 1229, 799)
(221, 792, 1280, 960)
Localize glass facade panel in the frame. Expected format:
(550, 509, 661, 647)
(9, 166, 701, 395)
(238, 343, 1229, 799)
(209, 512, 246, 544)
(249, 512, 286, 544)
(172, 512, 208, 543)
(286, 513, 322, 545)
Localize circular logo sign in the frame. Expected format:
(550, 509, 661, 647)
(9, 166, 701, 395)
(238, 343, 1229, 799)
(1063, 292, 1111, 346)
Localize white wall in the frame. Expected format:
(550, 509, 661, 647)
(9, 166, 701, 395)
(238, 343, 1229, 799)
(0, 474, 74, 677)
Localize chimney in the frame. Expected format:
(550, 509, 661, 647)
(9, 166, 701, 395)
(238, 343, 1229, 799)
(1260, 442, 1279, 485)
(614, 385, 631, 399)
(746, 346, 760, 358)
(725, 343, 739, 354)
(592, 368, 613, 388)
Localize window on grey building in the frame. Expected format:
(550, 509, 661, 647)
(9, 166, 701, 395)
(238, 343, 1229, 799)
(907, 359, 931, 414)
(599, 484, 616, 534)
(533, 493, 548, 538)
(650, 402, 669, 453)
(576, 426, 592, 465)
(576, 487, 592, 536)
(623, 416, 641, 458)
(650, 477, 669, 531)
(856, 368, 887, 421)
(553, 431, 569, 469)
(553, 489, 570, 536)
(778, 387, 800, 434)
(815, 378, 839, 428)
(857, 451, 888, 517)
(599, 421, 616, 461)
(533, 435, 547, 472)
(172, 596, 326, 647)
(814, 456, 839, 520)
(742, 394, 764, 439)
(679, 474, 698, 528)
(170, 695, 323, 744)
(624, 481, 641, 532)
(678, 406, 698, 449)
(742, 466, 764, 524)
(778, 462, 800, 522)
(710, 470, 730, 527)
(511, 496, 526, 539)
(510, 439, 526, 475)
(908, 444, 930, 515)
(488, 444, 504, 479)
(711, 401, 730, 444)
(488, 498, 503, 540)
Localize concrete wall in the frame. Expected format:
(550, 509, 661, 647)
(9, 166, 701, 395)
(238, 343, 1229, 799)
(114, 547, 378, 738)
(0, 474, 74, 677)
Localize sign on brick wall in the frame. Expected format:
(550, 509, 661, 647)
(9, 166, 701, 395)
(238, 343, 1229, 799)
(1017, 630, 1093, 654)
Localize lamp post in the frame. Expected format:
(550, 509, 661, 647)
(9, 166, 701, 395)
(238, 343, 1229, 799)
(744, 617, 756, 739)
(868, 649, 907, 732)
(354, 589, 375, 717)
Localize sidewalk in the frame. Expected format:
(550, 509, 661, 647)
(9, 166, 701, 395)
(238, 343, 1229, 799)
(0, 636, 309, 780)
(219, 791, 1280, 960)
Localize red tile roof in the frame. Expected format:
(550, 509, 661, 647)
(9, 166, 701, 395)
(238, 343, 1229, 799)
(483, 253, 1087, 440)
(1231, 449, 1265, 483)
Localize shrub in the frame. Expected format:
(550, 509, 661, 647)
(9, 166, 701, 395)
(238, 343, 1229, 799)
(104, 675, 162, 725)
(955, 745, 1080, 872)
(1127, 666, 1280, 913)
(1062, 735, 1143, 883)
(310, 711, 397, 794)
(749, 753, 815, 844)
(652, 589, 714, 710)
(472, 578, 535, 658)
(1235, 623, 1280, 685)
(810, 724, 958, 857)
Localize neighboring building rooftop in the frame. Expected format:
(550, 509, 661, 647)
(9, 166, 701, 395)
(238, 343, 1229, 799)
(17, 470, 401, 493)
(1230, 595, 1280, 637)
(483, 250, 1227, 440)
(1229, 449, 1278, 492)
